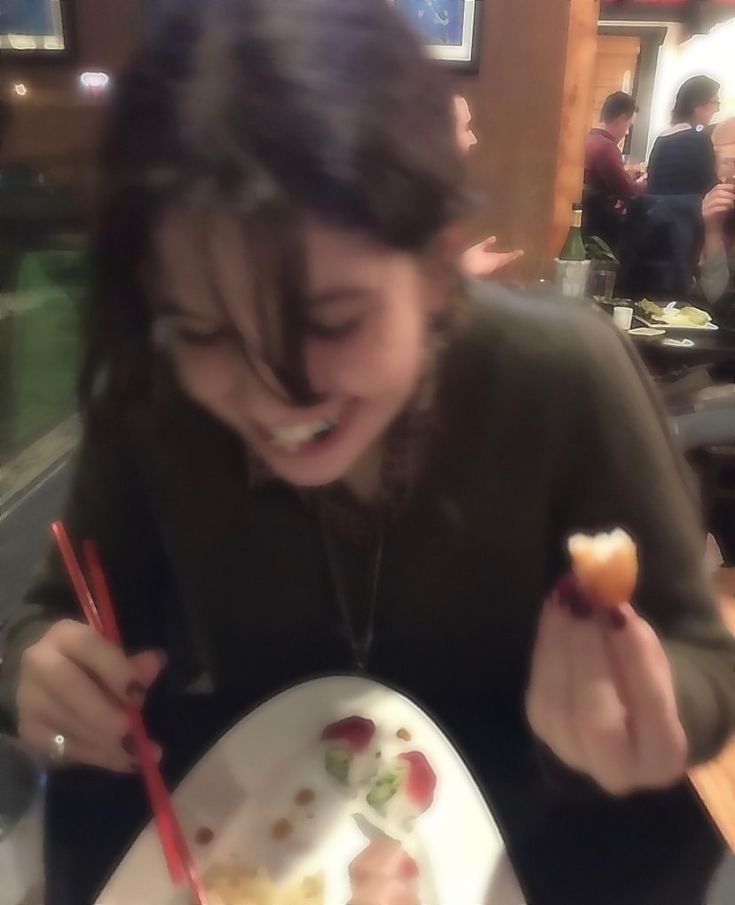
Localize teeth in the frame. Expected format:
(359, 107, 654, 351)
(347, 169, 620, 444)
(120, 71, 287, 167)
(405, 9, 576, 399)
(269, 416, 338, 450)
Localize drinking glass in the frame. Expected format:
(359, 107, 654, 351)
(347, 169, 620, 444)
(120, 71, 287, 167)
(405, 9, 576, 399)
(0, 736, 45, 905)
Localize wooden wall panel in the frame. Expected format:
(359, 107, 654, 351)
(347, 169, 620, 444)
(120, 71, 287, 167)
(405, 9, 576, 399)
(550, 0, 602, 262)
(455, 0, 601, 279)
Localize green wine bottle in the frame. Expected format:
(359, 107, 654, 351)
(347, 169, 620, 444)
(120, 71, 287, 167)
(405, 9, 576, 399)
(559, 204, 586, 261)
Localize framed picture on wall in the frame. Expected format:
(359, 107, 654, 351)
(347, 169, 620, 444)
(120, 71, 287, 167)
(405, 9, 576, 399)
(392, 0, 482, 69)
(0, 0, 69, 55)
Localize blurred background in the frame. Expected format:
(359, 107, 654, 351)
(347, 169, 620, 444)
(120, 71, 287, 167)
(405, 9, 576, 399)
(2, 0, 735, 505)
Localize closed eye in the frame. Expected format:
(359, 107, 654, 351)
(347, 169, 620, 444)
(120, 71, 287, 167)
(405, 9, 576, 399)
(305, 317, 363, 341)
(175, 326, 232, 347)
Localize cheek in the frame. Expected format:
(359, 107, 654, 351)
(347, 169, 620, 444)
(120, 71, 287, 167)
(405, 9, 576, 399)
(306, 303, 427, 397)
(169, 347, 247, 416)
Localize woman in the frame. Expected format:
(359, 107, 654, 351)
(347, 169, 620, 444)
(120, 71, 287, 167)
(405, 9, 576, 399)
(1, 2, 734, 903)
(648, 76, 721, 196)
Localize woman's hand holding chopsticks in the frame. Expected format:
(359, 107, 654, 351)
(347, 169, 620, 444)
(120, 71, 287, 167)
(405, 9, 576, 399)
(16, 619, 165, 772)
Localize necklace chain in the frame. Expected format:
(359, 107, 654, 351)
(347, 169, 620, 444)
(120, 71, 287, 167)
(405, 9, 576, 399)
(318, 504, 384, 672)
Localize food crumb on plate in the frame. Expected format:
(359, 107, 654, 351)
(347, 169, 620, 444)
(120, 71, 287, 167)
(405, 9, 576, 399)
(195, 826, 215, 846)
(294, 787, 316, 806)
(271, 818, 293, 841)
(397, 728, 412, 741)
(204, 864, 323, 904)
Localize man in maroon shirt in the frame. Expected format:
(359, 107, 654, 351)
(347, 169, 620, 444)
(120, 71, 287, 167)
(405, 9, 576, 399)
(584, 91, 646, 250)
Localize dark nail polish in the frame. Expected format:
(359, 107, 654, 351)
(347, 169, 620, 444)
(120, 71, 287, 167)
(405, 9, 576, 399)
(569, 597, 594, 620)
(556, 574, 577, 602)
(557, 574, 593, 618)
(607, 608, 627, 631)
(126, 681, 146, 701)
(122, 733, 136, 756)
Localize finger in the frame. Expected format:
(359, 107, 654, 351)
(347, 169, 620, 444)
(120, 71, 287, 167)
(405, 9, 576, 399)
(19, 716, 139, 774)
(28, 652, 132, 749)
(50, 620, 152, 705)
(604, 605, 688, 788)
(17, 678, 128, 754)
(502, 250, 524, 264)
(129, 649, 167, 688)
(568, 601, 635, 794)
(526, 594, 583, 770)
(482, 235, 498, 249)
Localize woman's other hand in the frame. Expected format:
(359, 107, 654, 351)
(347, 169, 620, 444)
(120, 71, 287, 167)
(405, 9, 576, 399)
(526, 582, 688, 795)
(16, 620, 166, 772)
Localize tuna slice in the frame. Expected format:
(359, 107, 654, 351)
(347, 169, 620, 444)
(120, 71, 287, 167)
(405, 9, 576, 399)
(398, 752, 436, 811)
(321, 716, 376, 752)
(349, 839, 420, 905)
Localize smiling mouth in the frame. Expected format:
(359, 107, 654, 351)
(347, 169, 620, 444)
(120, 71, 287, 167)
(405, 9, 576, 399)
(260, 402, 350, 454)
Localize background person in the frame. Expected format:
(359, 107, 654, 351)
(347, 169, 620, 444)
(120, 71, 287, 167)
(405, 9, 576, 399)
(583, 90, 645, 251)
(648, 76, 721, 197)
(453, 95, 525, 278)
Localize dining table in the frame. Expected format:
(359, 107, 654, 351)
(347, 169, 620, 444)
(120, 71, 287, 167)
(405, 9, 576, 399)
(630, 327, 735, 372)
(592, 298, 735, 373)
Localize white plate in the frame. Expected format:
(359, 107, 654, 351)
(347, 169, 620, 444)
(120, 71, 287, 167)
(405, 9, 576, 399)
(98, 676, 525, 905)
(628, 327, 666, 337)
(637, 303, 718, 331)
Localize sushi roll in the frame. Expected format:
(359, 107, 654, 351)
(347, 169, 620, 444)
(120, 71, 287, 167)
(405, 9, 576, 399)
(349, 838, 420, 905)
(321, 716, 379, 788)
(366, 751, 436, 828)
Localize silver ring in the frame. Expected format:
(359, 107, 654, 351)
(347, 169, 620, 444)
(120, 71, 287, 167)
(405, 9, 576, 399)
(50, 733, 66, 764)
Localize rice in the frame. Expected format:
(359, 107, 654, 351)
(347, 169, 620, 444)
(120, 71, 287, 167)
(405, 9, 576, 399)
(204, 865, 323, 905)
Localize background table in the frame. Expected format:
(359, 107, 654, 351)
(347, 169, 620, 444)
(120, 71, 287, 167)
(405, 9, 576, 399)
(630, 328, 735, 371)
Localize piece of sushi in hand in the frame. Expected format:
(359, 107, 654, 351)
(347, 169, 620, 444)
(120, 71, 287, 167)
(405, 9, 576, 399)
(366, 751, 436, 828)
(567, 528, 638, 608)
(349, 838, 420, 905)
(321, 716, 379, 788)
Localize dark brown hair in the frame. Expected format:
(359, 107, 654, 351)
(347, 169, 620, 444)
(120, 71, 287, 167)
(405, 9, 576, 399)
(672, 76, 720, 125)
(83, 0, 463, 408)
(600, 91, 638, 125)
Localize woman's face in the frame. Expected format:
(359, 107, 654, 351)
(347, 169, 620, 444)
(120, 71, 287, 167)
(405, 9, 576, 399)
(695, 95, 720, 127)
(153, 209, 445, 488)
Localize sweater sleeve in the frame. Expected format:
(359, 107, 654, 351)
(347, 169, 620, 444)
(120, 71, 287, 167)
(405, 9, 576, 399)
(597, 143, 640, 201)
(0, 398, 172, 726)
(556, 312, 735, 765)
(700, 244, 733, 306)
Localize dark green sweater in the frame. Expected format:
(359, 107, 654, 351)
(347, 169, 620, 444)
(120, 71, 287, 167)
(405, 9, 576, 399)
(2, 285, 735, 766)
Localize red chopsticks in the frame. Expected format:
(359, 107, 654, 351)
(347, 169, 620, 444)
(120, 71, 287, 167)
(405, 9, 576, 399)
(51, 522, 209, 905)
